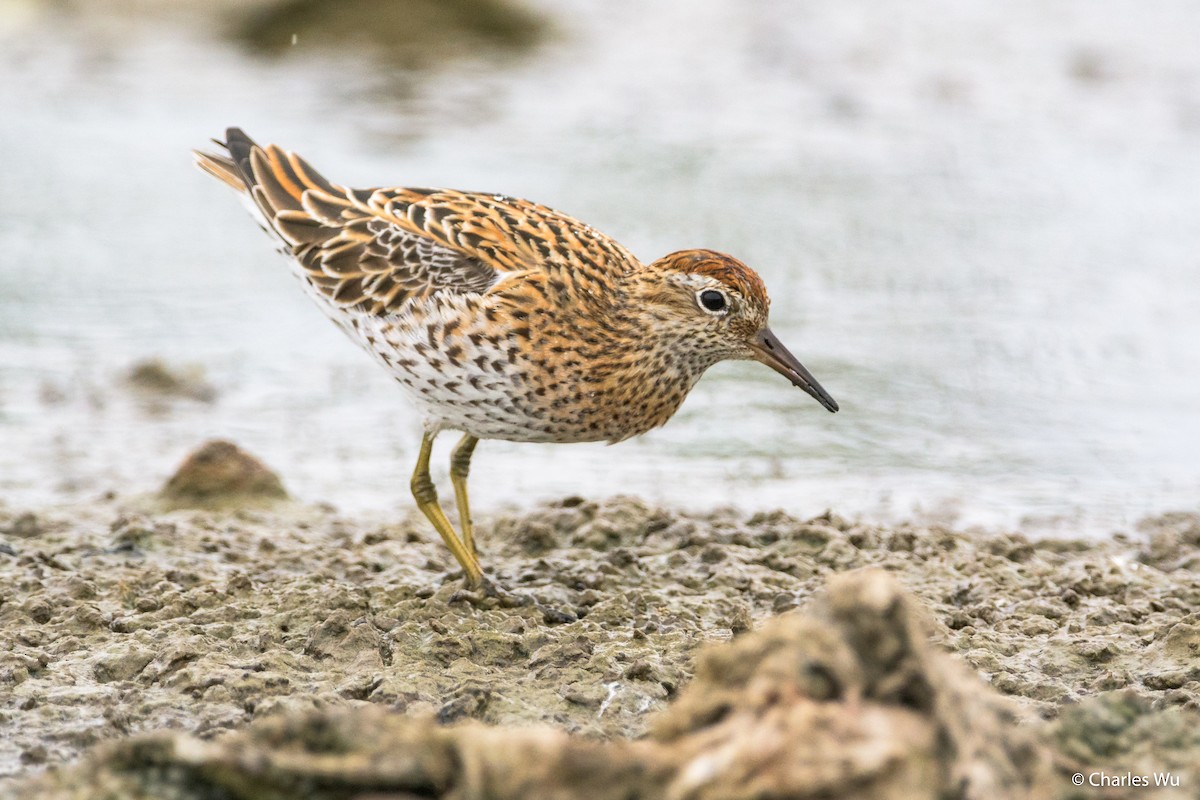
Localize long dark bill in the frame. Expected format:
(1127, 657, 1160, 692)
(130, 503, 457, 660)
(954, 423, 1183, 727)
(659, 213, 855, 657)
(750, 327, 839, 412)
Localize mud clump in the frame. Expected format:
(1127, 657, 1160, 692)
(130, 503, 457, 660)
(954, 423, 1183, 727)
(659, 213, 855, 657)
(1, 512, 43, 538)
(124, 359, 217, 403)
(647, 570, 1054, 799)
(159, 439, 289, 507)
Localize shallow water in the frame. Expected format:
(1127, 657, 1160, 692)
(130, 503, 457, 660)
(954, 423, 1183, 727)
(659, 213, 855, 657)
(1, 0, 1198, 535)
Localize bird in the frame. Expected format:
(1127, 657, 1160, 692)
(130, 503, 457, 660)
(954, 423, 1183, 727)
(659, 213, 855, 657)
(194, 128, 838, 589)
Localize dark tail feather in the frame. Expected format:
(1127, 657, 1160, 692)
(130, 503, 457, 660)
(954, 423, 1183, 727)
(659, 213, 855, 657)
(224, 127, 260, 185)
(195, 127, 340, 202)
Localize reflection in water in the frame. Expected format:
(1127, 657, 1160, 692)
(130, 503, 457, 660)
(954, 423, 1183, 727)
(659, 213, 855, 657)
(0, 1, 1198, 537)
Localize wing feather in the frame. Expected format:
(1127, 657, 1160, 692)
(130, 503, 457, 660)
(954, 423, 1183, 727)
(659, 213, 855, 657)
(193, 128, 642, 318)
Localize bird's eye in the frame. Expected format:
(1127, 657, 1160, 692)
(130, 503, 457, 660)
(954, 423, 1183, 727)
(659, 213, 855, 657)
(698, 289, 728, 313)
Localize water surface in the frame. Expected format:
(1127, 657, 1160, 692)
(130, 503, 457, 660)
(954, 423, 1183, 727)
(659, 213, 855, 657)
(1, 0, 1197, 535)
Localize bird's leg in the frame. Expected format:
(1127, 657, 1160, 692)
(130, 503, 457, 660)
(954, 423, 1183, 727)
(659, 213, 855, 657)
(424, 433, 573, 623)
(449, 434, 479, 558)
(410, 431, 483, 587)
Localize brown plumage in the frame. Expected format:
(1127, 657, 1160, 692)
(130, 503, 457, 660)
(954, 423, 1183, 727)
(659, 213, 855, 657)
(194, 127, 837, 587)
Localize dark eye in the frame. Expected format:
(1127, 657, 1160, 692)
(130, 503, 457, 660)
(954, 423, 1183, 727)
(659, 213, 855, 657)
(699, 289, 728, 313)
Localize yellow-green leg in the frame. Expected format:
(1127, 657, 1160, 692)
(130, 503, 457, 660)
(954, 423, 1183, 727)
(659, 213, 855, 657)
(410, 431, 483, 586)
(449, 434, 480, 559)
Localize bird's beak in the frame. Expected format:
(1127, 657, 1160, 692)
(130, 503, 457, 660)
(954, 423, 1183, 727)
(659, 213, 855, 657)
(750, 327, 839, 412)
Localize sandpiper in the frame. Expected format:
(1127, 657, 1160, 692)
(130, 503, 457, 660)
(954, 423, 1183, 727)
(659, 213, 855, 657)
(194, 128, 837, 587)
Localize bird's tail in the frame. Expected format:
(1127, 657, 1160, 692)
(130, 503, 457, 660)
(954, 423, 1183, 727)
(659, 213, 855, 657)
(192, 139, 246, 192)
(192, 127, 352, 248)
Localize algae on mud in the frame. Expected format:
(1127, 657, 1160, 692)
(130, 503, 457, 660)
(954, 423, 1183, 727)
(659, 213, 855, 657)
(2, 491, 1200, 797)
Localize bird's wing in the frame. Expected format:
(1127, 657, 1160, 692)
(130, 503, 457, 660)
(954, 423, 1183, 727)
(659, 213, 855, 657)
(194, 128, 638, 316)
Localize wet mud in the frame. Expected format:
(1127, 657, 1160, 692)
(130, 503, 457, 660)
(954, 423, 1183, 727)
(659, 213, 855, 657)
(2, 453, 1199, 797)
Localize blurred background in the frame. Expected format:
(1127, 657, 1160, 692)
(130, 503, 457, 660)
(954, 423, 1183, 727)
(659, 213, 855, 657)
(0, 0, 1197, 536)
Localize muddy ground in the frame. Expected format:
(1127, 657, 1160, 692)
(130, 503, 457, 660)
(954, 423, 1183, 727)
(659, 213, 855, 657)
(2, 446, 1199, 797)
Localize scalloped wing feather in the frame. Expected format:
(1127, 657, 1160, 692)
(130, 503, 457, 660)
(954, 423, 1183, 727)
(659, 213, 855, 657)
(193, 129, 640, 318)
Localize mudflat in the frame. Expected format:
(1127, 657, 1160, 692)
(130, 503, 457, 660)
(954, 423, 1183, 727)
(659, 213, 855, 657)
(2, 477, 1199, 797)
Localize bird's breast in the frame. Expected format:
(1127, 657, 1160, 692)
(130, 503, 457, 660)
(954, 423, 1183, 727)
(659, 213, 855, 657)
(346, 298, 705, 444)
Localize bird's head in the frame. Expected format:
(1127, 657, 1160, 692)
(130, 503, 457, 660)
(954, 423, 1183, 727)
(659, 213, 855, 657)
(641, 249, 838, 412)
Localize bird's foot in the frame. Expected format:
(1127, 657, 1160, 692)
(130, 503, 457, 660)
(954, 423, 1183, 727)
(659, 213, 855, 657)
(448, 576, 519, 607)
(449, 576, 576, 625)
